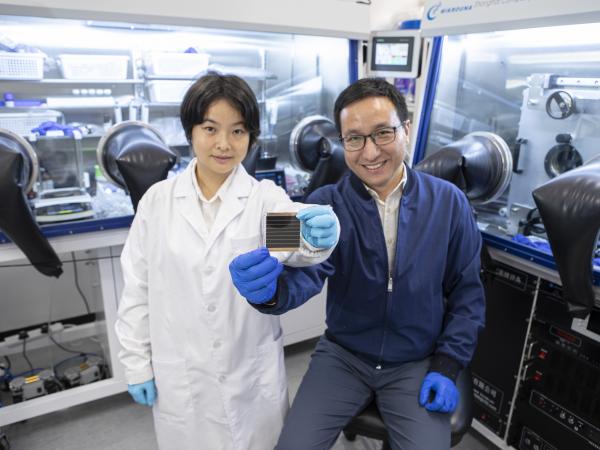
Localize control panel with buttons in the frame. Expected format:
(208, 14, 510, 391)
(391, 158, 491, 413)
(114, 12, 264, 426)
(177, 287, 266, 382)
(530, 390, 600, 447)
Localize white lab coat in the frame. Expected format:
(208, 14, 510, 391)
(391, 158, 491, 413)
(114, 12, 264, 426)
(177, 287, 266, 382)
(115, 161, 334, 450)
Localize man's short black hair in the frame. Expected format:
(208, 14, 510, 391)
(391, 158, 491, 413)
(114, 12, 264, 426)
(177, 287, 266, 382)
(180, 72, 260, 147)
(333, 77, 409, 134)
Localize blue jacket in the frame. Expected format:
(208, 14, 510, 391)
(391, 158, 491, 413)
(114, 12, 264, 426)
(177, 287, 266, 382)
(261, 167, 485, 379)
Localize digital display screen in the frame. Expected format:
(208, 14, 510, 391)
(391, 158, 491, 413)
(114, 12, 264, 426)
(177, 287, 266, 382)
(588, 309, 600, 335)
(371, 36, 414, 73)
(255, 169, 286, 191)
(375, 43, 409, 66)
(550, 326, 582, 346)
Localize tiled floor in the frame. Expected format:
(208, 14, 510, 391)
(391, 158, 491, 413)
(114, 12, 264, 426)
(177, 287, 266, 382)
(2, 338, 498, 450)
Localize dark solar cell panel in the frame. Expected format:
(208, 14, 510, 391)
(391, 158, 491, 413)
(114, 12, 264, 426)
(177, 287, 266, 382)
(266, 212, 301, 251)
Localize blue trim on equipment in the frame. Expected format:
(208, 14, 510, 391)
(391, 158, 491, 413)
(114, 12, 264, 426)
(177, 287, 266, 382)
(483, 232, 600, 286)
(0, 215, 134, 244)
(413, 36, 443, 164)
(349, 39, 360, 83)
(399, 19, 421, 30)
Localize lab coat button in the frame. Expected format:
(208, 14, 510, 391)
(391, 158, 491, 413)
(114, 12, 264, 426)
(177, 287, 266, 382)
(213, 341, 221, 349)
(207, 304, 216, 312)
(218, 375, 226, 383)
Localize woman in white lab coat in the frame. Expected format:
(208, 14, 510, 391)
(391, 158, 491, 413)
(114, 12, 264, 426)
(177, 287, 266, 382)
(115, 73, 338, 450)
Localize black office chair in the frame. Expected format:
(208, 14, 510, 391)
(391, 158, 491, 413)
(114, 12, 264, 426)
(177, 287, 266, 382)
(343, 366, 473, 449)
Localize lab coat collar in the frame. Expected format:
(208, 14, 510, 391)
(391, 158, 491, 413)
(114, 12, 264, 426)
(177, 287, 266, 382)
(174, 159, 253, 250)
(173, 159, 253, 200)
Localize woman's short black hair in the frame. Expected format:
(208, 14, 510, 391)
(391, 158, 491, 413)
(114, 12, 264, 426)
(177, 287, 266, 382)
(333, 77, 408, 134)
(180, 72, 260, 147)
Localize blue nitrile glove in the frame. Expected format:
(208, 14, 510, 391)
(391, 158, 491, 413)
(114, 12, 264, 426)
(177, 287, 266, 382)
(419, 372, 459, 413)
(30, 121, 76, 137)
(297, 205, 338, 250)
(512, 234, 552, 254)
(128, 379, 156, 406)
(229, 247, 283, 304)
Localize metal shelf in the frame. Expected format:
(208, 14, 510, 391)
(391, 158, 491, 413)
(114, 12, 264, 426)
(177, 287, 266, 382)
(145, 75, 276, 80)
(46, 103, 117, 110)
(147, 102, 181, 107)
(11, 79, 144, 84)
(147, 98, 267, 107)
(145, 68, 276, 81)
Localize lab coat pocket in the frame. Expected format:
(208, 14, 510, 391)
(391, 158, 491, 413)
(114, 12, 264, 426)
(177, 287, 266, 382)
(255, 333, 287, 404)
(152, 358, 193, 419)
(230, 234, 261, 255)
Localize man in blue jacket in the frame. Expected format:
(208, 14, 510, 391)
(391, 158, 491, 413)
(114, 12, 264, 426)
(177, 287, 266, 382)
(229, 77, 485, 449)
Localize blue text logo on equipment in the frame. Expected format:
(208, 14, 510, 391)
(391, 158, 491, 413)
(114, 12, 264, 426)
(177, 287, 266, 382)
(427, 2, 474, 21)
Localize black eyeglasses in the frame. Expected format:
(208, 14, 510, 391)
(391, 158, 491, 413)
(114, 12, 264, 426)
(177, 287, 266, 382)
(339, 123, 406, 152)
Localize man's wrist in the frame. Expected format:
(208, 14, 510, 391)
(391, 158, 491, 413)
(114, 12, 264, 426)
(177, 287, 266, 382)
(429, 353, 461, 382)
(253, 282, 279, 307)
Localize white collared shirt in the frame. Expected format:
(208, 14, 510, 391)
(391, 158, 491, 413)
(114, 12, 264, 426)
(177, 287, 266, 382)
(363, 163, 408, 273)
(190, 160, 236, 234)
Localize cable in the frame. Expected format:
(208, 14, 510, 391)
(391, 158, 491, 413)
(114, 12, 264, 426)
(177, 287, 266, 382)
(51, 377, 66, 391)
(21, 338, 34, 372)
(54, 354, 86, 372)
(71, 252, 91, 315)
(523, 208, 545, 236)
(48, 332, 84, 356)
(53, 353, 99, 375)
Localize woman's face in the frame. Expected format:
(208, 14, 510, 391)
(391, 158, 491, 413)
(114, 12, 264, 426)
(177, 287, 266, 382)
(191, 98, 250, 184)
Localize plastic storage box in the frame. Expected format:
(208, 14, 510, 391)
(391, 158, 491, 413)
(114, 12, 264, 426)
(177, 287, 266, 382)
(145, 52, 209, 77)
(147, 80, 193, 103)
(0, 110, 63, 136)
(0, 52, 45, 80)
(58, 54, 129, 80)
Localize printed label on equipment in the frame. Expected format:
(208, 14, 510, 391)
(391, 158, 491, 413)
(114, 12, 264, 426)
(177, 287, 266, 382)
(472, 373, 504, 415)
(493, 266, 530, 291)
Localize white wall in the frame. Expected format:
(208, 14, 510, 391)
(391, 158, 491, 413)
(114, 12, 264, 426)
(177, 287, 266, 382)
(0, 0, 371, 38)
(369, 0, 425, 31)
